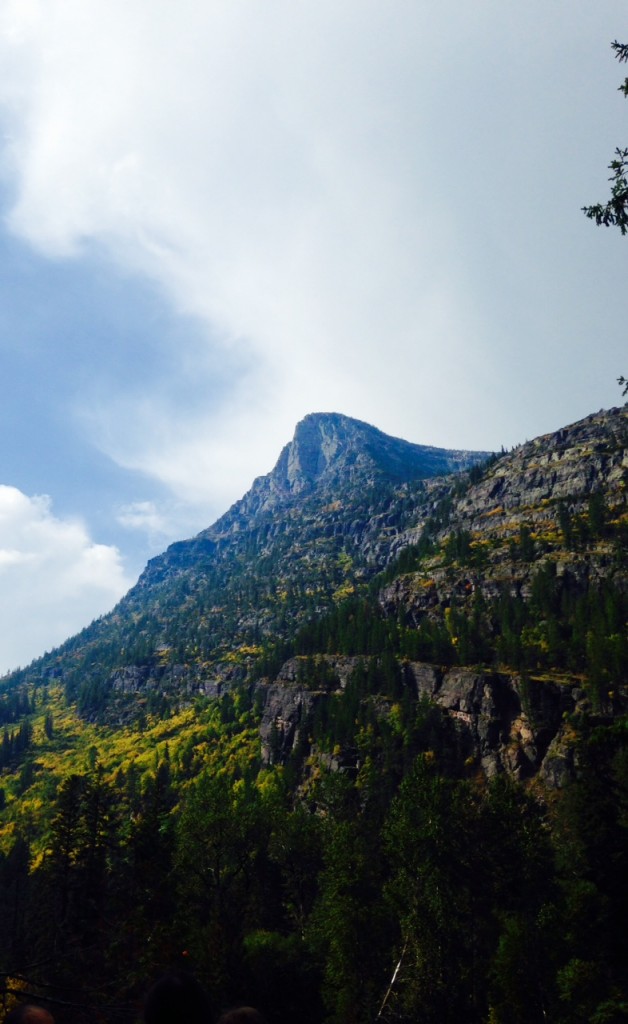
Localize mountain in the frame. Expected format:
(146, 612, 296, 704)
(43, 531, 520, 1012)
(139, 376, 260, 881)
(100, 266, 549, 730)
(136, 410, 489, 578)
(231, 410, 486, 502)
(8, 413, 490, 717)
(0, 406, 626, 1024)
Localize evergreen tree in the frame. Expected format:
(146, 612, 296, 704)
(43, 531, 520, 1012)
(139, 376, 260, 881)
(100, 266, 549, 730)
(383, 755, 478, 1023)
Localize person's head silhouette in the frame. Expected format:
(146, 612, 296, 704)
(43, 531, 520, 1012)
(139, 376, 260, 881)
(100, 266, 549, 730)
(4, 1006, 54, 1024)
(142, 971, 212, 1024)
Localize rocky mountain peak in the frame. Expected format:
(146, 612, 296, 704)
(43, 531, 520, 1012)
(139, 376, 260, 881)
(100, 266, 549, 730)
(279, 413, 357, 491)
(136, 412, 490, 587)
(263, 411, 491, 503)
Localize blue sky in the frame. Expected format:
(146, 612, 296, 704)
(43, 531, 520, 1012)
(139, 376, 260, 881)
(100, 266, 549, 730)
(0, 0, 626, 673)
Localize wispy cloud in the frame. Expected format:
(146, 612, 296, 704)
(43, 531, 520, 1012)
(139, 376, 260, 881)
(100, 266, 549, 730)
(4, 0, 619, 507)
(116, 500, 170, 537)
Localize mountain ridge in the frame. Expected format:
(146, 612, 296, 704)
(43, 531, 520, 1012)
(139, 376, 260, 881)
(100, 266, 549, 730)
(4, 405, 624, 704)
(135, 410, 490, 589)
(259, 410, 491, 496)
(205, 409, 491, 530)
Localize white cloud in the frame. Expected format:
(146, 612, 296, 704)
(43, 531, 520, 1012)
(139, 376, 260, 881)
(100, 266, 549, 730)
(0, 0, 625, 516)
(0, 2, 498, 477)
(0, 484, 132, 674)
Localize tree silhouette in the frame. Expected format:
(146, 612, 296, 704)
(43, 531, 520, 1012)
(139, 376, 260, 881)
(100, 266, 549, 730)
(583, 41, 628, 393)
(583, 42, 628, 235)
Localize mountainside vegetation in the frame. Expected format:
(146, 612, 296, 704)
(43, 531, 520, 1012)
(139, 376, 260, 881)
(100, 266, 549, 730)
(0, 407, 627, 1024)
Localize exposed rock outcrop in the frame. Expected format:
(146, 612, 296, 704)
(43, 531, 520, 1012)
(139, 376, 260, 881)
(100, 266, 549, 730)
(452, 407, 627, 533)
(256, 654, 618, 787)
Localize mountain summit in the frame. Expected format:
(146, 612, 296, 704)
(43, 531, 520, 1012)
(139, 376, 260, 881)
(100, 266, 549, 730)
(134, 413, 490, 586)
(199, 412, 491, 529)
(266, 412, 489, 496)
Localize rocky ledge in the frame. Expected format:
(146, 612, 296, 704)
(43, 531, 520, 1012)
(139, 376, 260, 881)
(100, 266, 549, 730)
(255, 654, 621, 787)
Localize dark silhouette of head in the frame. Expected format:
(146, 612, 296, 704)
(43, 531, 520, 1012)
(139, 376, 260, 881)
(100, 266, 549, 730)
(142, 971, 212, 1024)
(4, 1006, 54, 1024)
(216, 1009, 267, 1024)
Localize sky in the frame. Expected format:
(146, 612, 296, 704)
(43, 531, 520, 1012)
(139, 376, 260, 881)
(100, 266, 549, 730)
(0, 1, 626, 674)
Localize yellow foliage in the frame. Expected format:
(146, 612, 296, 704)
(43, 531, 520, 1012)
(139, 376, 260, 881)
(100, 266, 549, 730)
(388, 703, 404, 734)
(1, 976, 28, 1018)
(0, 686, 234, 856)
(256, 767, 284, 799)
(332, 581, 355, 603)
(444, 607, 458, 644)
(225, 644, 263, 663)
(337, 550, 353, 573)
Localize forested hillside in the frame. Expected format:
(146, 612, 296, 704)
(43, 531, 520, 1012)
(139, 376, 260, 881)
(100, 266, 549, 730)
(0, 407, 627, 1024)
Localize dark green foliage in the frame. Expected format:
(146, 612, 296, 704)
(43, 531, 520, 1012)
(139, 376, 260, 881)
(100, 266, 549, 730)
(467, 449, 505, 485)
(174, 769, 268, 998)
(296, 599, 397, 658)
(468, 461, 485, 485)
(383, 757, 477, 1022)
(375, 533, 437, 588)
(77, 676, 111, 718)
(297, 656, 341, 691)
(509, 524, 536, 562)
(556, 493, 616, 552)
(0, 718, 33, 768)
(294, 555, 627, 695)
(588, 491, 608, 538)
(583, 41, 628, 235)
(549, 720, 628, 1022)
(0, 685, 32, 726)
(380, 760, 559, 1024)
(0, 833, 31, 970)
(557, 501, 575, 548)
(308, 812, 391, 1024)
(583, 145, 628, 235)
(295, 596, 459, 667)
(444, 528, 473, 564)
(0, 708, 627, 1023)
(255, 639, 295, 679)
(310, 655, 404, 752)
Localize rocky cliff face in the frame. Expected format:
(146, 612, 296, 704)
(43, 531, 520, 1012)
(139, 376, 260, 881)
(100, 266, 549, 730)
(230, 411, 490, 510)
(451, 407, 627, 530)
(380, 407, 627, 623)
(256, 653, 614, 788)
